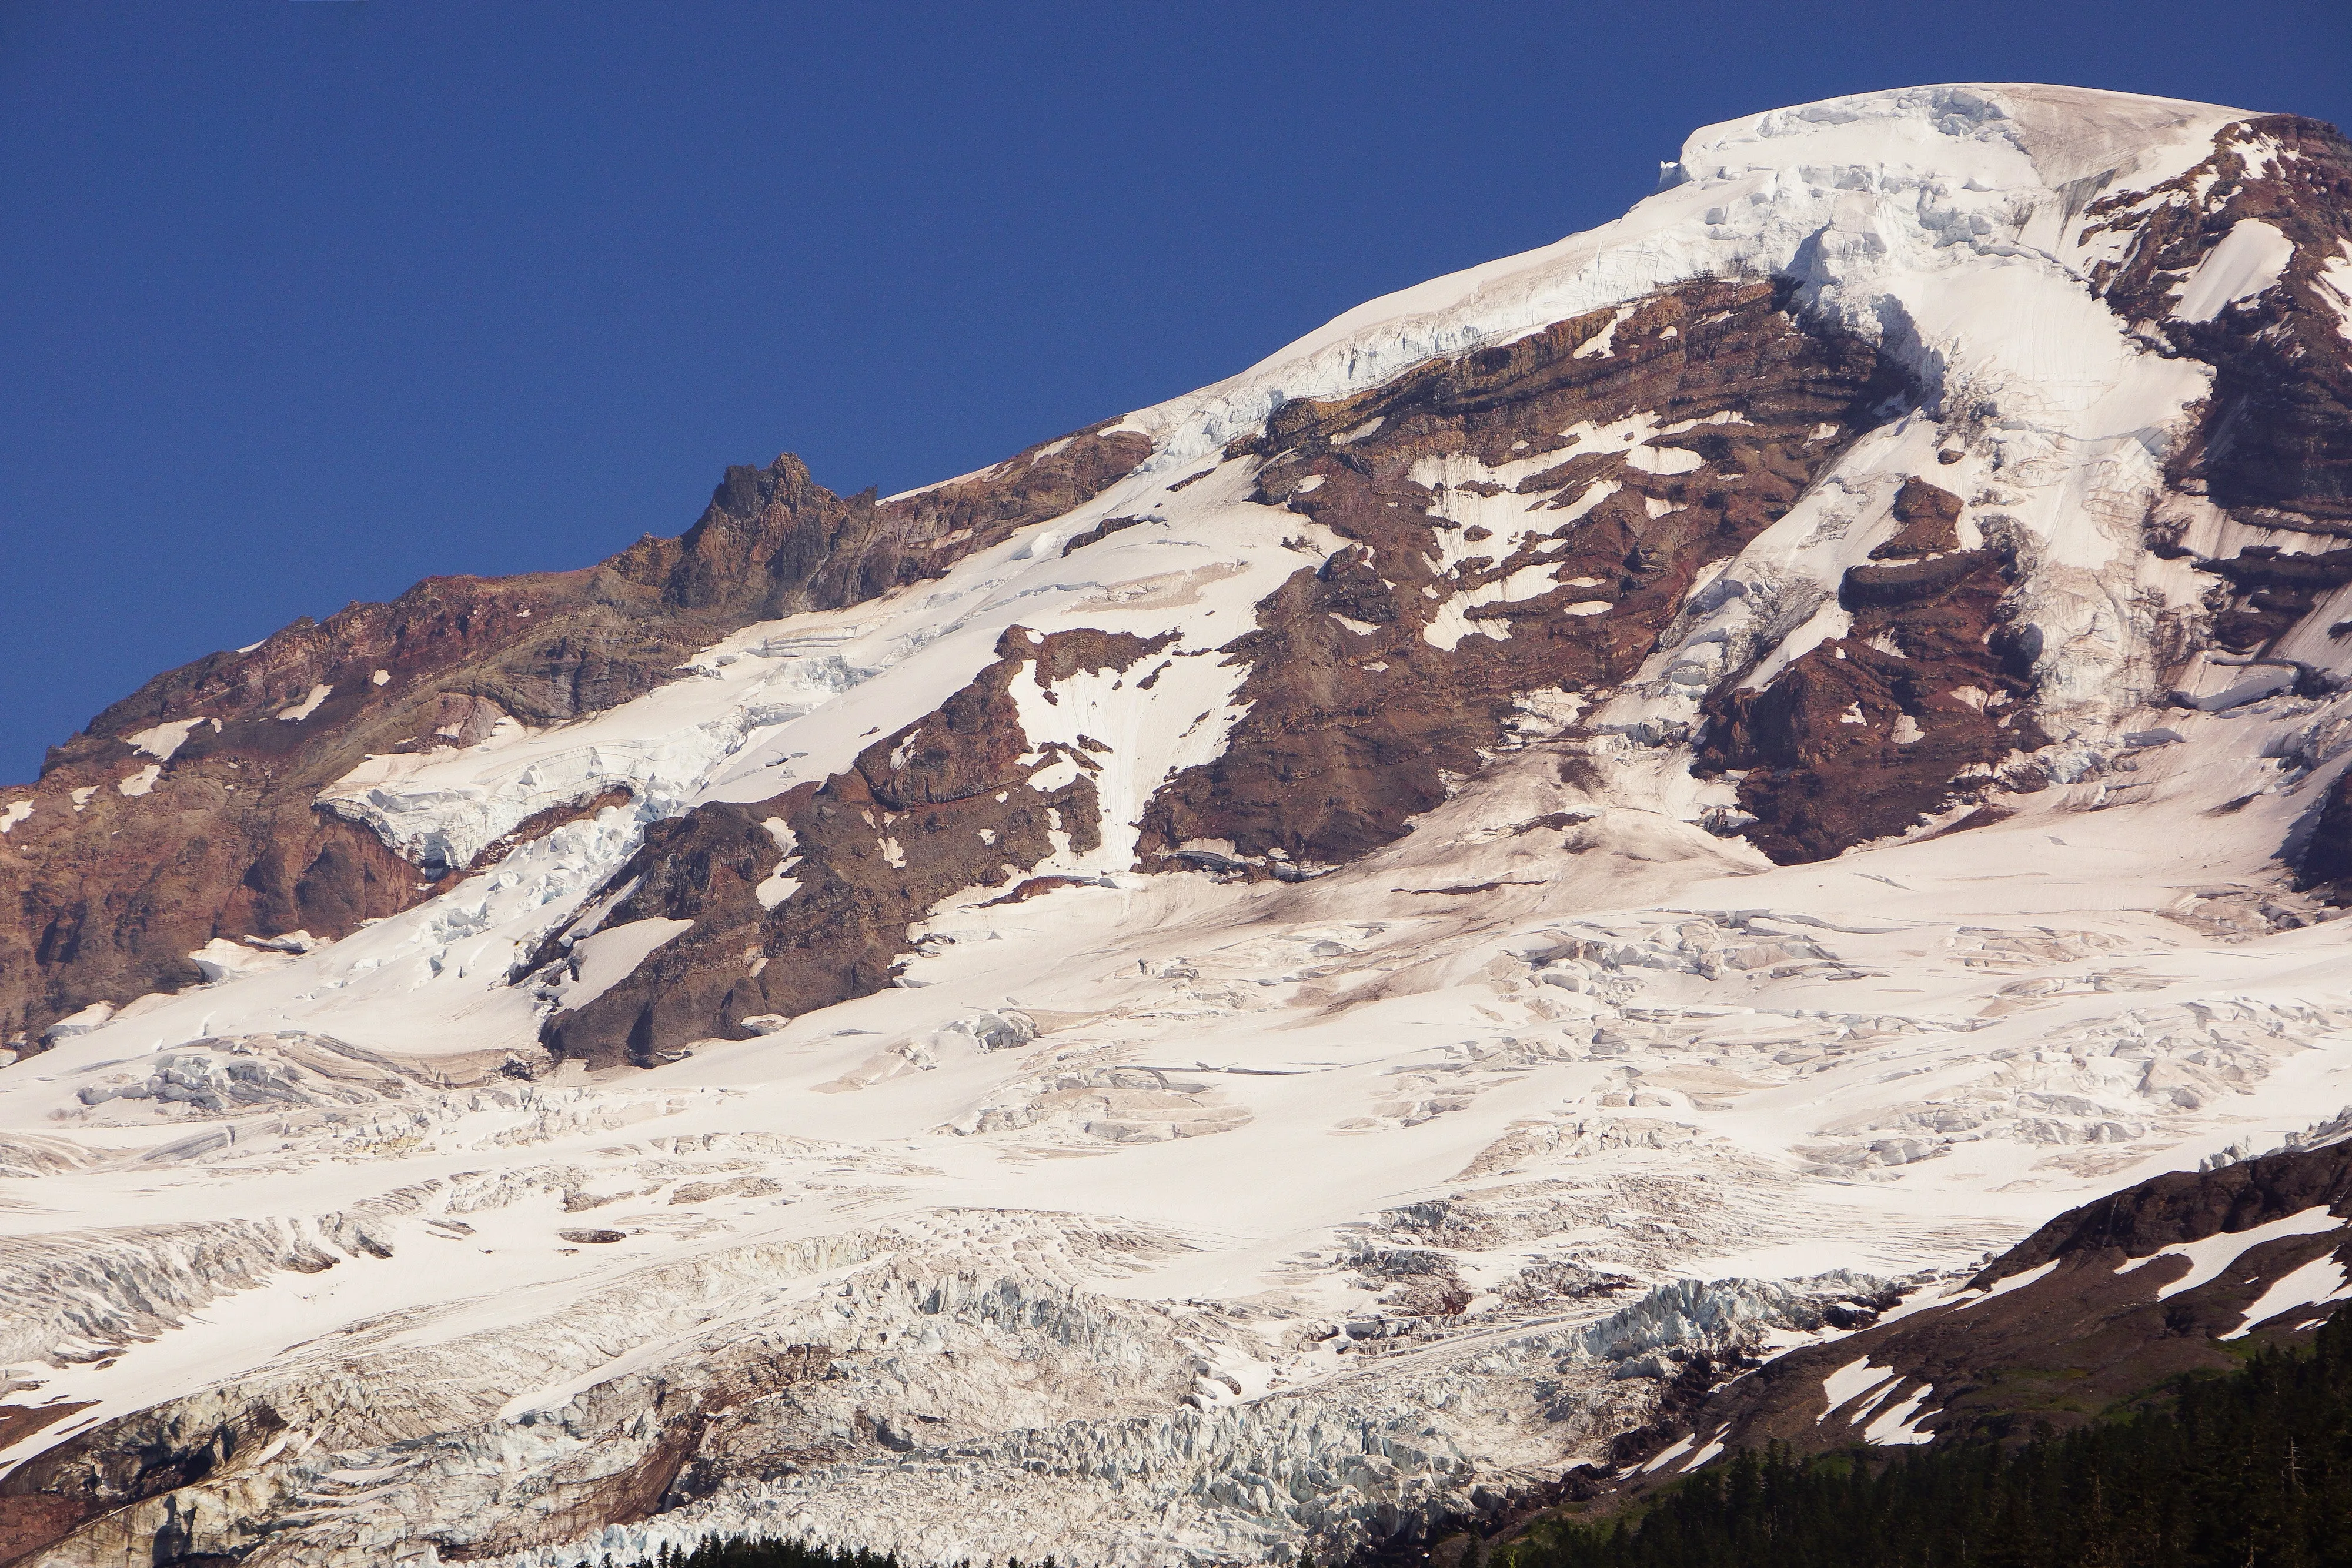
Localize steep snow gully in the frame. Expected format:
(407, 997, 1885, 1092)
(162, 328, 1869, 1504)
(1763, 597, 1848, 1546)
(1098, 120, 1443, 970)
(4, 83, 2352, 1567)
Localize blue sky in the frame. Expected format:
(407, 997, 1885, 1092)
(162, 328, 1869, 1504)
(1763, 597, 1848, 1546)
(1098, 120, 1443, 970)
(4, 1, 2347, 780)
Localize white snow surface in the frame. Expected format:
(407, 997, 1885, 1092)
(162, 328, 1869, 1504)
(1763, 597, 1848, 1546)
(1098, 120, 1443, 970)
(1819, 1357, 1898, 1422)
(2116, 1205, 2347, 1299)
(278, 683, 333, 723)
(2222, 1253, 2352, 1339)
(124, 716, 214, 762)
(14, 83, 2352, 1568)
(1862, 1385, 1939, 1445)
(2319, 240, 2352, 342)
(2173, 219, 2296, 321)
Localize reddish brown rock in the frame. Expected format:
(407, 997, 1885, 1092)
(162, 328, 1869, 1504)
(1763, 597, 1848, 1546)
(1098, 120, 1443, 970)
(1696, 537, 2043, 864)
(1866, 477, 1963, 560)
(2198, 544, 2352, 653)
(538, 627, 1162, 1068)
(2090, 117, 2352, 530)
(0, 1398, 286, 1567)
(0, 424, 1151, 1051)
(2092, 119, 2352, 676)
(1484, 1135, 2352, 1539)
(1136, 278, 1915, 868)
(15, 116, 2349, 1060)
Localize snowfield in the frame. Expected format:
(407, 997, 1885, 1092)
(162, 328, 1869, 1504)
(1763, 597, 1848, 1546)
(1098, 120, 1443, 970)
(6, 82, 2352, 1568)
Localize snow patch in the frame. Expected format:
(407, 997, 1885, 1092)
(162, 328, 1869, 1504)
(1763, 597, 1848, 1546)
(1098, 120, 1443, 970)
(2117, 1207, 2346, 1300)
(556, 918, 695, 1010)
(2317, 240, 2352, 345)
(278, 684, 333, 723)
(1422, 564, 1564, 651)
(1573, 305, 1637, 359)
(1819, 1355, 1898, 1421)
(2221, 1253, 2352, 1339)
(1862, 1384, 1937, 1445)
(2173, 219, 2296, 322)
(125, 717, 215, 761)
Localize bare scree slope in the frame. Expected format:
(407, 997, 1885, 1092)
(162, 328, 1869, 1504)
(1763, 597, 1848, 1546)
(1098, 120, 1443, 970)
(1, 82, 2351, 1568)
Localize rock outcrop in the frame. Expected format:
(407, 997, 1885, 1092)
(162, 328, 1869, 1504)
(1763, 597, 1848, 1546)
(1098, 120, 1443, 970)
(5, 83, 2352, 1568)
(0, 426, 1150, 1049)
(1135, 279, 1912, 868)
(1605, 1131, 2352, 1489)
(539, 627, 1165, 1069)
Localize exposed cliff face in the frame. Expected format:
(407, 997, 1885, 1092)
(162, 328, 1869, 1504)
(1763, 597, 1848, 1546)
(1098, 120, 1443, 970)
(7, 82, 2352, 1568)
(18, 92, 2348, 1061)
(2097, 116, 2352, 530)
(620, 427, 1154, 623)
(0, 427, 1150, 1049)
(2062, 113, 2352, 888)
(540, 627, 1162, 1069)
(1693, 478, 2048, 863)
(1134, 279, 1912, 869)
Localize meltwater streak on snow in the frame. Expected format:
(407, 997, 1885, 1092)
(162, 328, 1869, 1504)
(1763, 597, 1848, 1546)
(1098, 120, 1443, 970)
(12, 85, 2352, 1568)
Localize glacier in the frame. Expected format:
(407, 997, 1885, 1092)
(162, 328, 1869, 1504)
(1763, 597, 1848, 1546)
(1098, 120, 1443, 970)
(4, 81, 2352, 1567)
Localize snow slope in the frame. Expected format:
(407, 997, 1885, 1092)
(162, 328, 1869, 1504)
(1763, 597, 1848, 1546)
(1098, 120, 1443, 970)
(5, 82, 2352, 1568)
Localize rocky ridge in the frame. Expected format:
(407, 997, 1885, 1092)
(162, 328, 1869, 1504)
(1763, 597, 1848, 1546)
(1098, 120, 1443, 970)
(0, 82, 2350, 1568)
(0, 427, 1149, 1051)
(1583, 1125, 2352, 1501)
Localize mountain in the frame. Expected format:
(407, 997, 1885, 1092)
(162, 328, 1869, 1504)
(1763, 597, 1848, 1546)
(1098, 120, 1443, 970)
(0, 82, 2348, 1568)
(1581, 1126, 2352, 1492)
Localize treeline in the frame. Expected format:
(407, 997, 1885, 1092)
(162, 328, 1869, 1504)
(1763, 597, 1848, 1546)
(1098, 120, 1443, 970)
(613, 1542, 897, 1568)
(1505, 1309, 2352, 1568)
(616, 1542, 1057, 1568)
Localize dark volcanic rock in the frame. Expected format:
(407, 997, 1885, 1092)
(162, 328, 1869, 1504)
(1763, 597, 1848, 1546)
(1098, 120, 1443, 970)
(10, 111, 2348, 1069)
(2296, 764, 2352, 901)
(2092, 118, 2352, 674)
(1618, 1136, 2352, 1484)
(1867, 477, 1963, 560)
(2091, 117, 2352, 529)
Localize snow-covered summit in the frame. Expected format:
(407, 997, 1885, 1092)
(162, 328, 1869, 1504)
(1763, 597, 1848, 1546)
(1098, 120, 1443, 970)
(1130, 84, 2241, 468)
(2, 82, 2351, 1568)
